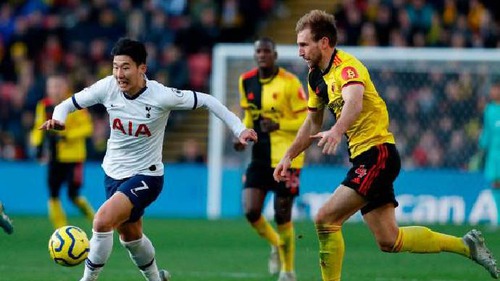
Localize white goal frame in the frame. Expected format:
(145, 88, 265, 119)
(207, 44, 500, 219)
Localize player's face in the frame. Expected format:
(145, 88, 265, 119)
(46, 77, 68, 103)
(113, 55, 146, 95)
(254, 41, 276, 69)
(297, 28, 322, 68)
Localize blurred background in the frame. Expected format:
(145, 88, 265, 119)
(0, 0, 499, 224)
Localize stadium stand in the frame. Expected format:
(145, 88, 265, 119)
(0, 0, 499, 168)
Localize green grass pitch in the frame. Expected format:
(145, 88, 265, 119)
(0, 216, 498, 281)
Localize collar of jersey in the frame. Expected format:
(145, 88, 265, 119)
(321, 49, 337, 76)
(259, 67, 279, 84)
(123, 85, 148, 100)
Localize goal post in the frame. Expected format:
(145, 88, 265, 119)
(208, 44, 500, 219)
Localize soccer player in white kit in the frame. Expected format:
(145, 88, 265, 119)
(40, 38, 258, 281)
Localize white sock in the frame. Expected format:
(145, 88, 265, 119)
(120, 234, 161, 281)
(80, 230, 114, 281)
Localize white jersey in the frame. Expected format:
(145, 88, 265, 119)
(53, 75, 246, 179)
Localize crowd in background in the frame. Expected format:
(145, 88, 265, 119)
(0, 0, 276, 161)
(0, 0, 499, 170)
(333, 0, 500, 48)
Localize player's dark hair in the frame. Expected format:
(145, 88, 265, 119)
(256, 37, 276, 51)
(111, 38, 147, 65)
(296, 10, 338, 47)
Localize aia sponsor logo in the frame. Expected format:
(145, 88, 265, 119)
(112, 118, 151, 137)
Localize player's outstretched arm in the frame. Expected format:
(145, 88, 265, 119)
(197, 93, 257, 142)
(273, 110, 323, 182)
(39, 97, 78, 131)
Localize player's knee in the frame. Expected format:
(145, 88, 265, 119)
(377, 240, 395, 252)
(314, 205, 332, 225)
(92, 214, 114, 232)
(244, 209, 261, 223)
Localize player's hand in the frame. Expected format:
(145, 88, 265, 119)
(39, 119, 65, 131)
(233, 139, 246, 152)
(273, 156, 292, 182)
(310, 128, 341, 155)
(238, 129, 258, 145)
(259, 118, 279, 133)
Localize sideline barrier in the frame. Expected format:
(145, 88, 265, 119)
(0, 162, 495, 225)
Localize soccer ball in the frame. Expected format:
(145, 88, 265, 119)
(48, 225, 90, 266)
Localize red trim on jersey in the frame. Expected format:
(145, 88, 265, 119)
(42, 97, 53, 107)
(341, 81, 364, 89)
(308, 107, 318, 112)
(242, 68, 259, 80)
(359, 145, 388, 195)
(293, 108, 308, 114)
(333, 56, 342, 67)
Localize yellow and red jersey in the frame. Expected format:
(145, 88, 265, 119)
(239, 67, 307, 168)
(31, 98, 93, 163)
(307, 49, 395, 159)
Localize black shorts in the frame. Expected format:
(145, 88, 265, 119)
(244, 162, 300, 197)
(48, 162, 83, 198)
(342, 143, 400, 215)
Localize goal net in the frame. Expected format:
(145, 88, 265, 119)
(207, 44, 500, 219)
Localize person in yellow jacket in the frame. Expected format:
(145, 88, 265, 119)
(31, 74, 95, 229)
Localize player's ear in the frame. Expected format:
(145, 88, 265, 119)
(139, 63, 147, 75)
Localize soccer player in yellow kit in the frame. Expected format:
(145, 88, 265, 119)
(31, 75, 95, 229)
(274, 9, 500, 281)
(234, 37, 307, 281)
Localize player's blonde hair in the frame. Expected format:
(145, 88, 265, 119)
(295, 10, 338, 47)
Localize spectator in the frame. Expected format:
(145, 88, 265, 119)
(177, 138, 205, 164)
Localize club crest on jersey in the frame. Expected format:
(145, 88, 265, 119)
(112, 118, 151, 137)
(351, 165, 367, 184)
(145, 106, 151, 118)
(355, 165, 367, 177)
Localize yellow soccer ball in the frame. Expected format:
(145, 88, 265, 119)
(48, 225, 89, 266)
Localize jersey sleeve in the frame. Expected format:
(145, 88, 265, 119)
(196, 92, 246, 137)
(337, 60, 366, 89)
(163, 87, 198, 110)
(72, 77, 110, 109)
(53, 78, 110, 123)
(307, 82, 323, 111)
